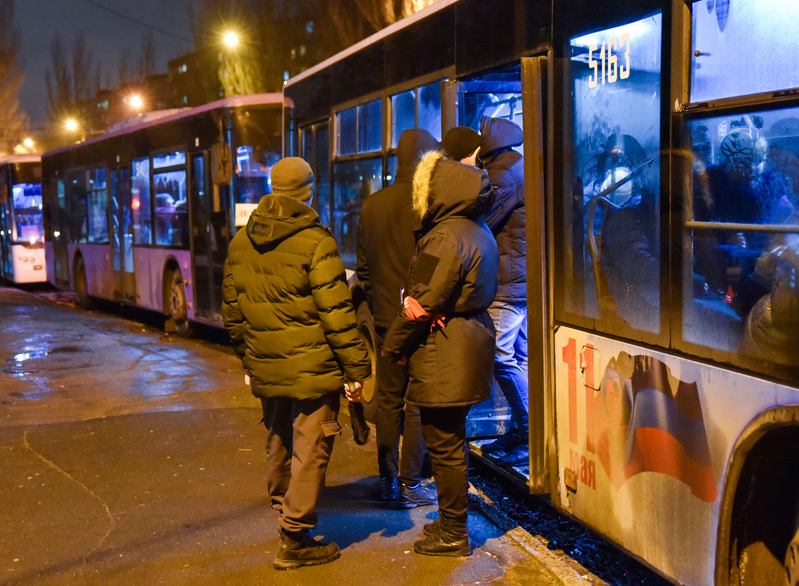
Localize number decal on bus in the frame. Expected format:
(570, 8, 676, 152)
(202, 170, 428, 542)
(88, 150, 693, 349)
(588, 34, 630, 88)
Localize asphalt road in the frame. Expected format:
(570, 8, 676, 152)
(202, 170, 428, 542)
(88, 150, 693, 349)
(0, 286, 598, 586)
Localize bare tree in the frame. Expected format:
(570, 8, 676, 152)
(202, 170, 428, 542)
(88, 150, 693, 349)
(0, 0, 29, 154)
(45, 32, 97, 123)
(138, 31, 157, 80)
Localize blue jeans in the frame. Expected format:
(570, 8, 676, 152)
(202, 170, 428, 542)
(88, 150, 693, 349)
(488, 302, 529, 435)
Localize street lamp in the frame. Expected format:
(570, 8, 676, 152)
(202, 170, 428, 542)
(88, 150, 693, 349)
(23, 138, 33, 148)
(224, 32, 239, 48)
(65, 119, 78, 132)
(129, 95, 143, 110)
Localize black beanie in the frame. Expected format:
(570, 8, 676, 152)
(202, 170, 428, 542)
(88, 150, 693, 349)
(442, 126, 481, 161)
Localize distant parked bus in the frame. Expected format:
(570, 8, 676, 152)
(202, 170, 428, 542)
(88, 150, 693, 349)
(0, 155, 45, 284)
(41, 94, 288, 334)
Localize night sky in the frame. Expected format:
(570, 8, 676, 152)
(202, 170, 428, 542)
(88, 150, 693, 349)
(16, 0, 194, 127)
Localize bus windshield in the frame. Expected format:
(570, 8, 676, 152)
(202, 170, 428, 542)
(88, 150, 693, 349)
(13, 183, 43, 243)
(232, 106, 283, 205)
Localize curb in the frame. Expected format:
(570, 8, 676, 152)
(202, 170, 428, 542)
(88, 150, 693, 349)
(468, 484, 610, 586)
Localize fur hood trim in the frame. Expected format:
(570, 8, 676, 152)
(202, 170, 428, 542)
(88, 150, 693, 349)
(412, 149, 443, 220)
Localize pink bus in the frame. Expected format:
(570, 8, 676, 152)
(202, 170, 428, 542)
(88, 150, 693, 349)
(42, 94, 289, 334)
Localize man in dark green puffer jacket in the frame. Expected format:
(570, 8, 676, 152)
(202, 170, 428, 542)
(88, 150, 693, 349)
(222, 157, 371, 570)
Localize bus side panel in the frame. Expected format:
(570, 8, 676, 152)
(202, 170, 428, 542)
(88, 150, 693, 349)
(553, 326, 799, 586)
(11, 244, 46, 283)
(80, 244, 113, 300)
(135, 248, 194, 319)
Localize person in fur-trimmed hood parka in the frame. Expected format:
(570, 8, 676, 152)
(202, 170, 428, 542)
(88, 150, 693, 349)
(382, 149, 499, 557)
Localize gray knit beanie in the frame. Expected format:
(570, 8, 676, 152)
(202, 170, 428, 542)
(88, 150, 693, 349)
(271, 157, 314, 201)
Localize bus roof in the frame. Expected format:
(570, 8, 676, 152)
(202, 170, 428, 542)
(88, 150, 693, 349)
(46, 93, 288, 157)
(0, 154, 41, 165)
(285, 0, 460, 88)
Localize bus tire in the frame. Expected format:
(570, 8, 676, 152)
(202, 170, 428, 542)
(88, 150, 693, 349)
(356, 302, 378, 424)
(74, 256, 94, 310)
(727, 427, 799, 586)
(164, 267, 192, 337)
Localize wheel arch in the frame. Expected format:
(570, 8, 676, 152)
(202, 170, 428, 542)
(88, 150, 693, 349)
(715, 406, 799, 585)
(161, 255, 183, 313)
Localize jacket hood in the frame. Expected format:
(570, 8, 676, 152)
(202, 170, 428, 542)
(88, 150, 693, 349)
(479, 116, 523, 157)
(412, 150, 493, 225)
(395, 129, 440, 183)
(246, 193, 320, 247)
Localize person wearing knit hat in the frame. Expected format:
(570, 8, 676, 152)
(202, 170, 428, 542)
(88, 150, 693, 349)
(223, 155, 371, 570)
(270, 156, 315, 202)
(442, 126, 482, 165)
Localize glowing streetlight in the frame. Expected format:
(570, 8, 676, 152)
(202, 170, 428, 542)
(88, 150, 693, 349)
(65, 119, 78, 132)
(130, 95, 143, 109)
(224, 32, 239, 48)
(23, 138, 33, 148)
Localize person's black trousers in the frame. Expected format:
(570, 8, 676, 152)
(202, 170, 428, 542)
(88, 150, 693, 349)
(419, 405, 472, 533)
(374, 328, 426, 484)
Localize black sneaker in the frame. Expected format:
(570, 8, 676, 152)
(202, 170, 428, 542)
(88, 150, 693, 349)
(399, 482, 437, 508)
(379, 476, 414, 509)
(494, 444, 529, 466)
(480, 433, 518, 454)
(273, 530, 340, 570)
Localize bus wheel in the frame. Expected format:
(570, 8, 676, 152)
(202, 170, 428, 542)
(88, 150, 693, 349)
(165, 268, 192, 337)
(356, 302, 378, 424)
(74, 256, 94, 310)
(785, 527, 799, 586)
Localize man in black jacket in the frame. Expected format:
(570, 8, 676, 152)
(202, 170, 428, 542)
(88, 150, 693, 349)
(356, 129, 439, 508)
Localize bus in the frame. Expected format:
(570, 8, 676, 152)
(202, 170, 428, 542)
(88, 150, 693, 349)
(0, 155, 46, 284)
(41, 94, 287, 334)
(284, 1, 799, 585)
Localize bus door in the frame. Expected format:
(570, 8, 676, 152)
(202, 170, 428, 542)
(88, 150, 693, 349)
(51, 178, 70, 286)
(0, 182, 9, 279)
(189, 151, 218, 320)
(110, 167, 135, 302)
(450, 69, 525, 441)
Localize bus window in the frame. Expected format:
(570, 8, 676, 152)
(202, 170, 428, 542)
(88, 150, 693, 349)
(233, 107, 283, 205)
(357, 100, 382, 154)
(561, 13, 662, 335)
(685, 107, 799, 368)
(153, 151, 186, 169)
(391, 89, 416, 148)
(337, 107, 356, 156)
(691, 1, 799, 103)
(333, 158, 381, 266)
(315, 125, 330, 228)
(87, 168, 108, 244)
(12, 183, 42, 243)
(66, 170, 89, 243)
(418, 81, 442, 141)
(153, 170, 188, 247)
(132, 157, 151, 245)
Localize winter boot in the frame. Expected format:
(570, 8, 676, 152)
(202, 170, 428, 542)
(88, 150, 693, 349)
(422, 518, 440, 537)
(273, 529, 340, 570)
(414, 518, 472, 557)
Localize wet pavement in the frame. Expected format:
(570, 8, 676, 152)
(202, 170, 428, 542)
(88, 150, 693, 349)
(0, 286, 599, 586)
